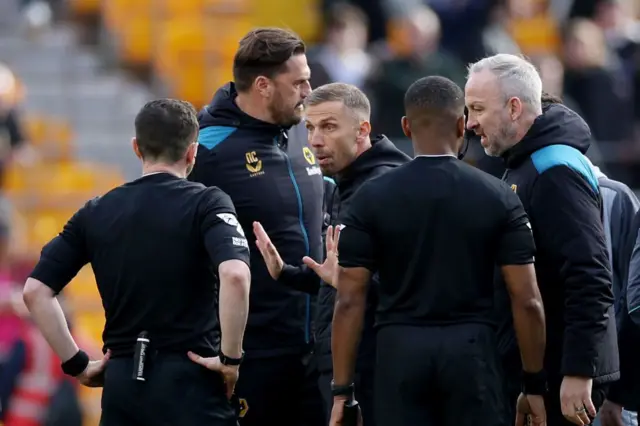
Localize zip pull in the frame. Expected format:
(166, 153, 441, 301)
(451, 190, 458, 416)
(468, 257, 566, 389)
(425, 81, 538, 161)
(277, 130, 288, 150)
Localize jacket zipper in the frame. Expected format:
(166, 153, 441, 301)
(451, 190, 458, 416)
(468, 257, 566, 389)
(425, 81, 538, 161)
(274, 134, 311, 344)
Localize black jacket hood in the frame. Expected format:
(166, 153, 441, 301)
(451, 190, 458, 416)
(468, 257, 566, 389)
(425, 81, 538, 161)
(335, 135, 411, 190)
(198, 82, 287, 135)
(503, 103, 592, 169)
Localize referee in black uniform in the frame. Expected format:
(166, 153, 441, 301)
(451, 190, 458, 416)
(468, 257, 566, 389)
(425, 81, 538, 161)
(21, 99, 251, 426)
(329, 77, 548, 426)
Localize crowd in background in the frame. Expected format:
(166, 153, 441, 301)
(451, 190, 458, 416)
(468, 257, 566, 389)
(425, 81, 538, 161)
(0, 0, 639, 424)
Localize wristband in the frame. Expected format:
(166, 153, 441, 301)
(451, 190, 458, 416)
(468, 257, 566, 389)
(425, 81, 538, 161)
(331, 381, 355, 397)
(220, 350, 244, 366)
(521, 370, 548, 395)
(61, 350, 90, 377)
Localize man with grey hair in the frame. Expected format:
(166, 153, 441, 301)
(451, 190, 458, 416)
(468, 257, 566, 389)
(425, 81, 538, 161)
(466, 53, 619, 426)
(253, 82, 410, 425)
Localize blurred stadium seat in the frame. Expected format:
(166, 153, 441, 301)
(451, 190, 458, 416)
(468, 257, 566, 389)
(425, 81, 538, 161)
(68, 0, 100, 17)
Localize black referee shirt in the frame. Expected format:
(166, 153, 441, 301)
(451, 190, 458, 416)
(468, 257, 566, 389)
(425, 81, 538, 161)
(338, 155, 535, 327)
(29, 172, 250, 357)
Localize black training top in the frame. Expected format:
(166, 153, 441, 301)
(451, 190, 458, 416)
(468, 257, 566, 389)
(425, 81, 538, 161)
(30, 173, 250, 357)
(338, 155, 535, 327)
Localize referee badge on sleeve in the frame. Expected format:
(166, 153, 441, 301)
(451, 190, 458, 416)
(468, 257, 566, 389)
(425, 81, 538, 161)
(217, 213, 245, 237)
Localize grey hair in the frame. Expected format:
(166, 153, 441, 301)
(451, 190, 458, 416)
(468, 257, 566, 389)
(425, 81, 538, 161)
(304, 82, 371, 120)
(468, 54, 543, 114)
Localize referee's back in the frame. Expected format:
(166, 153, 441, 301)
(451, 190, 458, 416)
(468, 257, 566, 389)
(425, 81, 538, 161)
(333, 77, 546, 426)
(355, 156, 524, 326)
(24, 99, 251, 426)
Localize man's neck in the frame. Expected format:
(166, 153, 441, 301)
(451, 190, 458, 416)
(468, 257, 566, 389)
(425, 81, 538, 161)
(235, 92, 276, 124)
(514, 112, 541, 143)
(141, 163, 185, 179)
(412, 139, 457, 158)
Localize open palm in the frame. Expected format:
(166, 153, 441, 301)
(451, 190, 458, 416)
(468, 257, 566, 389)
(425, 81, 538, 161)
(303, 225, 341, 287)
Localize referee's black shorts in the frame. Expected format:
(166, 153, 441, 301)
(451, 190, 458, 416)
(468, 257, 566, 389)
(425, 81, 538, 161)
(375, 323, 508, 426)
(100, 353, 237, 426)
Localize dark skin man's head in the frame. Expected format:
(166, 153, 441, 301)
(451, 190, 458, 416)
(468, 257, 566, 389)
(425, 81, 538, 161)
(401, 76, 466, 156)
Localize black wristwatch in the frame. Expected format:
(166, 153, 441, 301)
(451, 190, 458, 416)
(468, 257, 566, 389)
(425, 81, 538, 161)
(219, 350, 244, 366)
(331, 380, 355, 397)
(521, 370, 548, 395)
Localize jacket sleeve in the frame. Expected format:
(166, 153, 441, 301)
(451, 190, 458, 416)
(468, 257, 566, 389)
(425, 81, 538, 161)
(612, 186, 640, 289)
(628, 223, 640, 326)
(529, 166, 614, 377)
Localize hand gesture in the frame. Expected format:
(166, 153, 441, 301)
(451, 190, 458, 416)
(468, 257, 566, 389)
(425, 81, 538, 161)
(515, 393, 547, 426)
(329, 397, 362, 426)
(560, 376, 597, 425)
(253, 221, 284, 279)
(599, 399, 623, 426)
(77, 350, 111, 388)
(188, 352, 239, 399)
(303, 225, 341, 287)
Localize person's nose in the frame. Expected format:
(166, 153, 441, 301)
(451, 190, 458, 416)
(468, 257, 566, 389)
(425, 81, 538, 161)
(466, 115, 478, 131)
(300, 81, 312, 99)
(309, 129, 324, 148)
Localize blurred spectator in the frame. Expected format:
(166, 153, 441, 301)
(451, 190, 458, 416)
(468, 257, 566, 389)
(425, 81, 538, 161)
(365, 5, 466, 140)
(0, 63, 36, 187)
(562, 18, 635, 145)
(0, 291, 84, 426)
(308, 3, 374, 89)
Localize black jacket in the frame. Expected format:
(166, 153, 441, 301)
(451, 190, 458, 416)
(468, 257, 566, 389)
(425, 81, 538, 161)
(608, 210, 640, 410)
(189, 83, 325, 357)
(502, 103, 619, 383)
(278, 136, 410, 373)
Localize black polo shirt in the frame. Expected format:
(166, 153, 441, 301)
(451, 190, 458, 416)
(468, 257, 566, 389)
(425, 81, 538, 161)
(29, 172, 250, 356)
(338, 155, 535, 327)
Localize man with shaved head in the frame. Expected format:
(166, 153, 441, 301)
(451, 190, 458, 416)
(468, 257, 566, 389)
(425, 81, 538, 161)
(330, 76, 546, 426)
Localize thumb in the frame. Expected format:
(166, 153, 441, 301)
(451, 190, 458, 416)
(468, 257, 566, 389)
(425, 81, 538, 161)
(187, 351, 207, 367)
(100, 349, 111, 366)
(515, 412, 525, 426)
(303, 256, 321, 272)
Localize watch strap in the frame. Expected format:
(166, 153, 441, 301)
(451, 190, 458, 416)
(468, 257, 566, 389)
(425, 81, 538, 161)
(220, 350, 244, 366)
(331, 381, 355, 397)
(521, 370, 548, 395)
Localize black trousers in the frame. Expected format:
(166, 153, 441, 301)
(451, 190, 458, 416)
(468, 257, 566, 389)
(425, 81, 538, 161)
(318, 369, 375, 426)
(234, 353, 325, 426)
(100, 354, 237, 426)
(375, 323, 508, 426)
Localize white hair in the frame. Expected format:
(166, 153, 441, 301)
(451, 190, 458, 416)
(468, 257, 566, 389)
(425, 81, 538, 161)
(468, 54, 543, 114)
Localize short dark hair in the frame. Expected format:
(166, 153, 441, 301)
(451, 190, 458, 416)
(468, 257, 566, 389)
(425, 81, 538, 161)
(404, 76, 465, 121)
(305, 83, 371, 120)
(134, 99, 198, 163)
(233, 28, 306, 92)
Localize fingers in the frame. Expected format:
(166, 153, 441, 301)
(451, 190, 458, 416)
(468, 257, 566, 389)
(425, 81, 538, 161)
(225, 379, 236, 400)
(326, 225, 334, 251)
(584, 398, 597, 418)
(252, 222, 269, 244)
(187, 351, 209, 368)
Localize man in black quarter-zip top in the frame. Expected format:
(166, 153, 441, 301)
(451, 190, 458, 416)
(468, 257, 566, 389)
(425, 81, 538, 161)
(189, 28, 325, 426)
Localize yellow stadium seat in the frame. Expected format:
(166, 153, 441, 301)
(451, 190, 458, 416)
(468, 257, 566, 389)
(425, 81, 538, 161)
(68, 0, 100, 17)
(251, 0, 322, 43)
(103, 0, 154, 66)
(153, 17, 249, 105)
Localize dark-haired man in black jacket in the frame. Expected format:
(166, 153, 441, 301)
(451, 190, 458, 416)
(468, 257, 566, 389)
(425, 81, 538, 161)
(190, 28, 326, 426)
(254, 82, 410, 426)
(466, 54, 619, 426)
